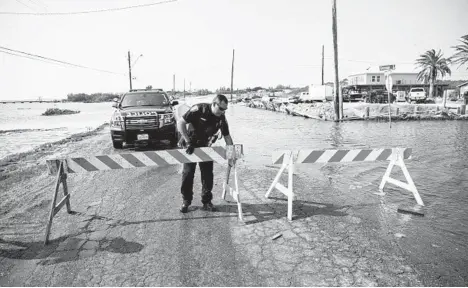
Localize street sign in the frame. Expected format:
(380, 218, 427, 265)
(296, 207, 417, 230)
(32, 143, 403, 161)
(385, 73, 393, 92)
(380, 64, 395, 71)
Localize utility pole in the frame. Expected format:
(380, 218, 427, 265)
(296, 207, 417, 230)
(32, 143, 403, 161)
(321, 45, 325, 85)
(183, 78, 185, 99)
(173, 74, 175, 98)
(332, 0, 342, 120)
(231, 49, 235, 102)
(127, 51, 132, 90)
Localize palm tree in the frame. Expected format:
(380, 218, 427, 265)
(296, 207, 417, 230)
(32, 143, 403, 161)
(451, 35, 468, 68)
(415, 49, 451, 99)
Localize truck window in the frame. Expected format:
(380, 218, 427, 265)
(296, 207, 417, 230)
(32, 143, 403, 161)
(121, 93, 169, 107)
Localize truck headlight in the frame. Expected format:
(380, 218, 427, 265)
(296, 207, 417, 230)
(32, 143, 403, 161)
(160, 113, 174, 124)
(111, 114, 123, 128)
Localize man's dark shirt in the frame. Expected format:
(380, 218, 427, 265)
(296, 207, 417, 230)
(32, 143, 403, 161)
(183, 103, 230, 146)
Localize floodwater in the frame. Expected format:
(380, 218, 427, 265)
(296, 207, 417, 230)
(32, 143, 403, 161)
(1, 98, 467, 284)
(0, 102, 113, 160)
(227, 104, 468, 285)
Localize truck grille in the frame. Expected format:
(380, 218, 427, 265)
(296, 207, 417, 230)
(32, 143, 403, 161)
(125, 117, 159, 130)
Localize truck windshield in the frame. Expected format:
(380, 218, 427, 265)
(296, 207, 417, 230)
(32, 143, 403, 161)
(411, 88, 424, 92)
(121, 93, 169, 107)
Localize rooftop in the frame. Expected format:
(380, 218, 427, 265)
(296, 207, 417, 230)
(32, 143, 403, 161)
(348, 64, 419, 76)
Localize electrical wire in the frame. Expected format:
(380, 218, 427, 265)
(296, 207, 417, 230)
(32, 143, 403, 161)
(0, 0, 177, 16)
(15, 0, 36, 12)
(0, 46, 126, 76)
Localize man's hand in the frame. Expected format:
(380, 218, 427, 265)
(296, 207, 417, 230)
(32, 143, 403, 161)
(185, 143, 195, 155)
(228, 158, 236, 167)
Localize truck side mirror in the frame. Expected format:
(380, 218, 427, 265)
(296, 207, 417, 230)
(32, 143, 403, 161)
(112, 98, 120, 108)
(171, 100, 179, 106)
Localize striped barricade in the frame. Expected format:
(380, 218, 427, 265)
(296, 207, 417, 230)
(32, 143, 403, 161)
(266, 147, 423, 221)
(43, 144, 244, 245)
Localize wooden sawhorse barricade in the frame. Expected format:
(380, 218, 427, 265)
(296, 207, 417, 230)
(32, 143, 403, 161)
(266, 147, 424, 221)
(44, 144, 244, 245)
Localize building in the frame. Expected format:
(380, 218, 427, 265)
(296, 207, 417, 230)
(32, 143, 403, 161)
(457, 81, 468, 96)
(344, 66, 448, 97)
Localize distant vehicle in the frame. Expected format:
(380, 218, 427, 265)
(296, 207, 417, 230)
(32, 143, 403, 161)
(299, 85, 334, 102)
(394, 91, 407, 103)
(261, 95, 279, 102)
(288, 95, 300, 104)
(408, 87, 427, 103)
(110, 88, 179, 149)
(344, 90, 365, 102)
(364, 89, 396, 103)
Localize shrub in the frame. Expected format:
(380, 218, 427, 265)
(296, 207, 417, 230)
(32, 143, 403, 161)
(42, 108, 80, 116)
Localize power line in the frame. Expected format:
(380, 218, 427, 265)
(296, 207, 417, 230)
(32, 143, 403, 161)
(0, 50, 59, 65)
(15, 0, 36, 12)
(0, 46, 126, 76)
(25, 0, 48, 11)
(0, 0, 176, 16)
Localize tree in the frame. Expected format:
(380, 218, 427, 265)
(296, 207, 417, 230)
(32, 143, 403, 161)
(415, 49, 451, 98)
(146, 85, 153, 90)
(451, 35, 468, 69)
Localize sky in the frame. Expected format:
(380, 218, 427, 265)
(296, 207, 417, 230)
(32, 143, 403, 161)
(0, 0, 467, 100)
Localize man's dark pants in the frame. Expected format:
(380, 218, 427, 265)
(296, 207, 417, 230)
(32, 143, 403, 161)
(181, 161, 214, 205)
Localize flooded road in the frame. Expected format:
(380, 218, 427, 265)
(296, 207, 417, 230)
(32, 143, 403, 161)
(228, 103, 468, 285)
(1, 99, 467, 285)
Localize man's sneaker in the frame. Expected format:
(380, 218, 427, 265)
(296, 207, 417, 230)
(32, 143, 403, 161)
(202, 202, 216, 211)
(180, 202, 190, 213)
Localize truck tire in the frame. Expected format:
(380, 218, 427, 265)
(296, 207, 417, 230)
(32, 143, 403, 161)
(113, 141, 123, 149)
(170, 133, 179, 148)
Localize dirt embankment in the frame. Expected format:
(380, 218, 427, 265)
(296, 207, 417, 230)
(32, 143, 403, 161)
(245, 100, 468, 121)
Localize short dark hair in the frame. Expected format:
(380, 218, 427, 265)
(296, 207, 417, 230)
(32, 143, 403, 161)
(213, 94, 228, 104)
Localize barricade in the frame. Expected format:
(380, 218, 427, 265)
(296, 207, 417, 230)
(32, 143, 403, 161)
(222, 145, 244, 221)
(266, 147, 424, 221)
(44, 144, 244, 245)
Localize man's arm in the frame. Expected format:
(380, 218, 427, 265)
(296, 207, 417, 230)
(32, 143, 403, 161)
(224, 135, 234, 145)
(177, 118, 191, 144)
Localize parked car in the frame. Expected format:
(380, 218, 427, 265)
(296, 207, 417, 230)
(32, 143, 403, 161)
(394, 91, 407, 103)
(287, 95, 300, 104)
(364, 89, 396, 103)
(408, 87, 427, 103)
(110, 88, 179, 149)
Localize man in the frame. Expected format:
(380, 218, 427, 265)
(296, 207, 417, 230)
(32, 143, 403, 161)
(177, 94, 234, 213)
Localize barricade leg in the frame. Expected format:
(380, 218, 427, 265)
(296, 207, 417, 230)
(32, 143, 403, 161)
(233, 163, 243, 221)
(222, 162, 244, 221)
(379, 152, 424, 206)
(222, 164, 231, 200)
(44, 161, 72, 245)
(287, 154, 294, 221)
(265, 152, 295, 221)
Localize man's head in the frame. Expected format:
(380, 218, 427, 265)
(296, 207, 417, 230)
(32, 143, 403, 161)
(211, 94, 228, 117)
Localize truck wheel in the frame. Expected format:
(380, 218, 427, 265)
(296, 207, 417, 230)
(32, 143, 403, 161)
(113, 141, 123, 149)
(170, 133, 179, 148)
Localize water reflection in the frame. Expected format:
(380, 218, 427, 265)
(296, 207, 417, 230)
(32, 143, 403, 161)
(328, 122, 344, 148)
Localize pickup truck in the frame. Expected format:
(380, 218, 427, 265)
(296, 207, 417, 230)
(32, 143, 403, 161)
(408, 88, 427, 103)
(110, 89, 179, 149)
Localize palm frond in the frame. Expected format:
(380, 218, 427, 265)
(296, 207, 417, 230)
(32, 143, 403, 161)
(415, 49, 451, 84)
(451, 35, 468, 68)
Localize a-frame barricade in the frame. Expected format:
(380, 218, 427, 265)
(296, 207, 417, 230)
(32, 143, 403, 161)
(266, 147, 424, 221)
(44, 144, 244, 245)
